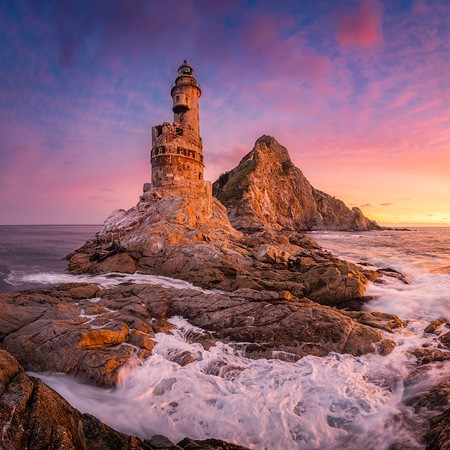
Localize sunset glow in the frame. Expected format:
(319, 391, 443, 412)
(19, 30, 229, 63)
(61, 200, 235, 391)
(1, 0, 449, 225)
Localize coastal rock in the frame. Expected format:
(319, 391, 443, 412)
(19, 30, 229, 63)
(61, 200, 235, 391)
(0, 349, 249, 450)
(404, 377, 450, 450)
(438, 331, 450, 349)
(340, 311, 406, 333)
(424, 319, 448, 335)
(409, 348, 450, 365)
(68, 197, 376, 306)
(375, 267, 411, 285)
(0, 284, 158, 387)
(212, 136, 380, 232)
(0, 282, 394, 389)
(425, 409, 450, 450)
(177, 438, 249, 449)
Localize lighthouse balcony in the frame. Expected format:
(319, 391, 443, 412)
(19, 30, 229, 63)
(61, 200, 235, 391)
(172, 102, 189, 114)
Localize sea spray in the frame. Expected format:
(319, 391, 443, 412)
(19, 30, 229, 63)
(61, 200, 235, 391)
(6, 271, 212, 292)
(35, 311, 448, 449)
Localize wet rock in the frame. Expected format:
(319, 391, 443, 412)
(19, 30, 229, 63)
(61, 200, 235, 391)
(128, 330, 156, 351)
(149, 434, 180, 448)
(424, 319, 448, 335)
(376, 267, 411, 284)
(340, 311, 406, 333)
(404, 377, 450, 450)
(438, 331, 450, 349)
(0, 285, 160, 387)
(177, 438, 249, 449)
(425, 409, 450, 450)
(68, 198, 378, 306)
(144, 285, 394, 359)
(0, 349, 248, 450)
(409, 348, 450, 365)
(0, 282, 394, 389)
(300, 263, 366, 306)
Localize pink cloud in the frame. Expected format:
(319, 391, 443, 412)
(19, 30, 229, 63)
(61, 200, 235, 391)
(337, 0, 383, 48)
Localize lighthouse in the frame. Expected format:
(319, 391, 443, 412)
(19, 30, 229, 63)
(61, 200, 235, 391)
(171, 60, 201, 134)
(147, 61, 212, 216)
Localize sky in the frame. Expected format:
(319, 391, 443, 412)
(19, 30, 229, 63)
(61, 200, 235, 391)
(1, 0, 449, 225)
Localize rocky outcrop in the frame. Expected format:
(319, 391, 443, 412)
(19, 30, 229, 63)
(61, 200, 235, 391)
(0, 283, 156, 388)
(68, 194, 380, 307)
(0, 282, 394, 389)
(0, 349, 249, 450)
(212, 136, 380, 232)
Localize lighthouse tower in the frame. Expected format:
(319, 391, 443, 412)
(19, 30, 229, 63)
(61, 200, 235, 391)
(146, 61, 212, 216)
(171, 60, 201, 134)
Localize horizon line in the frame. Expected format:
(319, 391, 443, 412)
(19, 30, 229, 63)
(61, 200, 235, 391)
(1, 223, 449, 228)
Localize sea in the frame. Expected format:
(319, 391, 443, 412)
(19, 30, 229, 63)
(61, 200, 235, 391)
(1, 225, 449, 449)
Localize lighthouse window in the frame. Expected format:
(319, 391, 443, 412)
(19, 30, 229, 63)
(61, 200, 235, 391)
(176, 95, 180, 102)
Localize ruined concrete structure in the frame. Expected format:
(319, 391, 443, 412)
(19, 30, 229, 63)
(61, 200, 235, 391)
(145, 61, 212, 216)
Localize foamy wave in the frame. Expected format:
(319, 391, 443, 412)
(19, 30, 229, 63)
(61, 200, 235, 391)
(35, 316, 448, 450)
(365, 270, 450, 323)
(5, 271, 209, 292)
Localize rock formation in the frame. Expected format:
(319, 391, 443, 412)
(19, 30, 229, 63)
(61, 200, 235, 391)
(0, 282, 396, 387)
(68, 206, 382, 307)
(213, 135, 380, 232)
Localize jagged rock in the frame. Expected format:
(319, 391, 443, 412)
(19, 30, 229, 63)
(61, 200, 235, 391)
(425, 409, 450, 450)
(212, 136, 380, 232)
(409, 348, 450, 365)
(177, 438, 248, 449)
(375, 267, 411, 285)
(438, 331, 450, 349)
(0, 284, 158, 387)
(424, 319, 448, 335)
(404, 377, 450, 450)
(68, 197, 377, 306)
(68, 138, 383, 306)
(340, 311, 406, 333)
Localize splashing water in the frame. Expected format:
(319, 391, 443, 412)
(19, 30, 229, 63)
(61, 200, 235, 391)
(5, 271, 210, 293)
(35, 315, 448, 449)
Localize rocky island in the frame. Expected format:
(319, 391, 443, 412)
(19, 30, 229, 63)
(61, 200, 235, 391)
(1, 61, 448, 450)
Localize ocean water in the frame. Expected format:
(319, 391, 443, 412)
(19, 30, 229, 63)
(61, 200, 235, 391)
(2, 226, 450, 449)
(0, 225, 101, 293)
